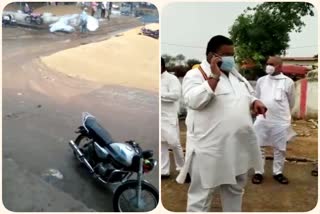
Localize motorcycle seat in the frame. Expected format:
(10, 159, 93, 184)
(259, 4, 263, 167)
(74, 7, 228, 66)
(84, 117, 114, 145)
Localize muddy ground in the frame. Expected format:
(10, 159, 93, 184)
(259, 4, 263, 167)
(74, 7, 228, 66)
(2, 17, 159, 212)
(162, 119, 318, 212)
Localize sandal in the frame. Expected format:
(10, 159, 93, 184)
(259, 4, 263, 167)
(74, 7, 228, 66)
(311, 169, 318, 177)
(185, 173, 191, 183)
(252, 173, 263, 184)
(273, 174, 289, 184)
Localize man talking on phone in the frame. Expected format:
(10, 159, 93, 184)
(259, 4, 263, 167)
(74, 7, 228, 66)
(176, 35, 267, 212)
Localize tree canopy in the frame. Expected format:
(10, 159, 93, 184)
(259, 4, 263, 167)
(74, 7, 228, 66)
(229, 2, 315, 71)
(162, 54, 201, 77)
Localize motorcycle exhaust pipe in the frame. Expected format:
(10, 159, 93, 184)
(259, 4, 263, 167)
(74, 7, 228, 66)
(69, 140, 95, 174)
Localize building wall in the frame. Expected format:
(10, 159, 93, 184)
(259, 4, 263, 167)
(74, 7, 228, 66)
(292, 79, 318, 119)
(282, 60, 317, 66)
(249, 79, 318, 119)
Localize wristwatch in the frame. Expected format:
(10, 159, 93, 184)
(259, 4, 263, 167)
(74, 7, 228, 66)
(208, 72, 220, 80)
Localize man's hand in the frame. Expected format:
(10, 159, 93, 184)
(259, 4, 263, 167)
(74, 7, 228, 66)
(210, 54, 222, 76)
(252, 100, 268, 118)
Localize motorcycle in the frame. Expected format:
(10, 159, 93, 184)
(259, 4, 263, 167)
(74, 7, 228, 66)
(25, 13, 43, 25)
(2, 14, 17, 27)
(68, 112, 159, 212)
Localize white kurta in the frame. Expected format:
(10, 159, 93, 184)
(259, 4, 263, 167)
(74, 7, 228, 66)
(176, 60, 263, 189)
(161, 71, 181, 142)
(254, 74, 296, 151)
(161, 71, 184, 174)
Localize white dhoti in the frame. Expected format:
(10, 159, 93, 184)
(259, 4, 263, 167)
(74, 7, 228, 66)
(161, 118, 184, 175)
(254, 118, 296, 175)
(187, 153, 247, 212)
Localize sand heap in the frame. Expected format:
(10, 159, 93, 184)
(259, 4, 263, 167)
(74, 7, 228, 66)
(41, 26, 159, 92)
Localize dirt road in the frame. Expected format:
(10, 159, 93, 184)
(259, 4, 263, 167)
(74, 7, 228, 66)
(162, 119, 318, 212)
(2, 17, 159, 212)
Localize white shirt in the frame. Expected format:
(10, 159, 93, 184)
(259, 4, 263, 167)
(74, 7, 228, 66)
(253, 73, 296, 150)
(255, 73, 295, 124)
(176, 60, 262, 188)
(161, 71, 181, 122)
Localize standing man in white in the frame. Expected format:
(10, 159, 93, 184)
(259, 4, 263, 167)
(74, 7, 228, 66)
(252, 56, 296, 185)
(176, 35, 267, 212)
(161, 57, 185, 178)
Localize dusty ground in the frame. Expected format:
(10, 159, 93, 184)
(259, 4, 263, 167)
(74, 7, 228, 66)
(2, 17, 159, 212)
(34, 5, 82, 15)
(162, 119, 318, 212)
(179, 119, 318, 160)
(4, 3, 82, 15)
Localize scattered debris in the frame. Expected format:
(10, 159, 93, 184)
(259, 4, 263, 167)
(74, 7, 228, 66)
(308, 119, 318, 128)
(311, 163, 318, 176)
(37, 104, 42, 108)
(41, 168, 64, 185)
(4, 112, 24, 120)
(42, 168, 64, 180)
(141, 23, 159, 39)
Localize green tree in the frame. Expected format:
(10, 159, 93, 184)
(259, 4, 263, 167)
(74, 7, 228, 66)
(229, 2, 315, 79)
(162, 54, 176, 68)
(161, 54, 202, 77)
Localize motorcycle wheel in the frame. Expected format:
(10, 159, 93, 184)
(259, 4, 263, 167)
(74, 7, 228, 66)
(25, 16, 31, 24)
(36, 17, 43, 25)
(113, 180, 158, 212)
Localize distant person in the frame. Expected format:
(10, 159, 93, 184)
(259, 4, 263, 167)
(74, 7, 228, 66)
(101, 2, 107, 18)
(176, 35, 267, 212)
(23, 3, 31, 14)
(80, 7, 88, 33)
(252, 56, 296, 185)
(91, 2, 98, 17)
(96, 3, 103, 18)
(107, 2, 112, 21)
(161, 57, 185, 178)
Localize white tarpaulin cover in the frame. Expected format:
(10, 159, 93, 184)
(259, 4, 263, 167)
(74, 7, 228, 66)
(86, 15, 99, 31)
(49, 14, 99, 33)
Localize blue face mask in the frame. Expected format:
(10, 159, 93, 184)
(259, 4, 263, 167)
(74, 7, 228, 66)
(220, 56, 235, 72)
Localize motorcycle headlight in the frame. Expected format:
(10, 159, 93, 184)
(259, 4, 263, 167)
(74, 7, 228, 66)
(143, 158, 156, 173)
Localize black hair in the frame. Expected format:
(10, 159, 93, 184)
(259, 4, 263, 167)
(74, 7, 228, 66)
(161, 57, 165, 69)
(206, 35, 233, 56)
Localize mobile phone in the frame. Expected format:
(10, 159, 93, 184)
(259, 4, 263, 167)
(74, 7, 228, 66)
(213, 53, 222, 68)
